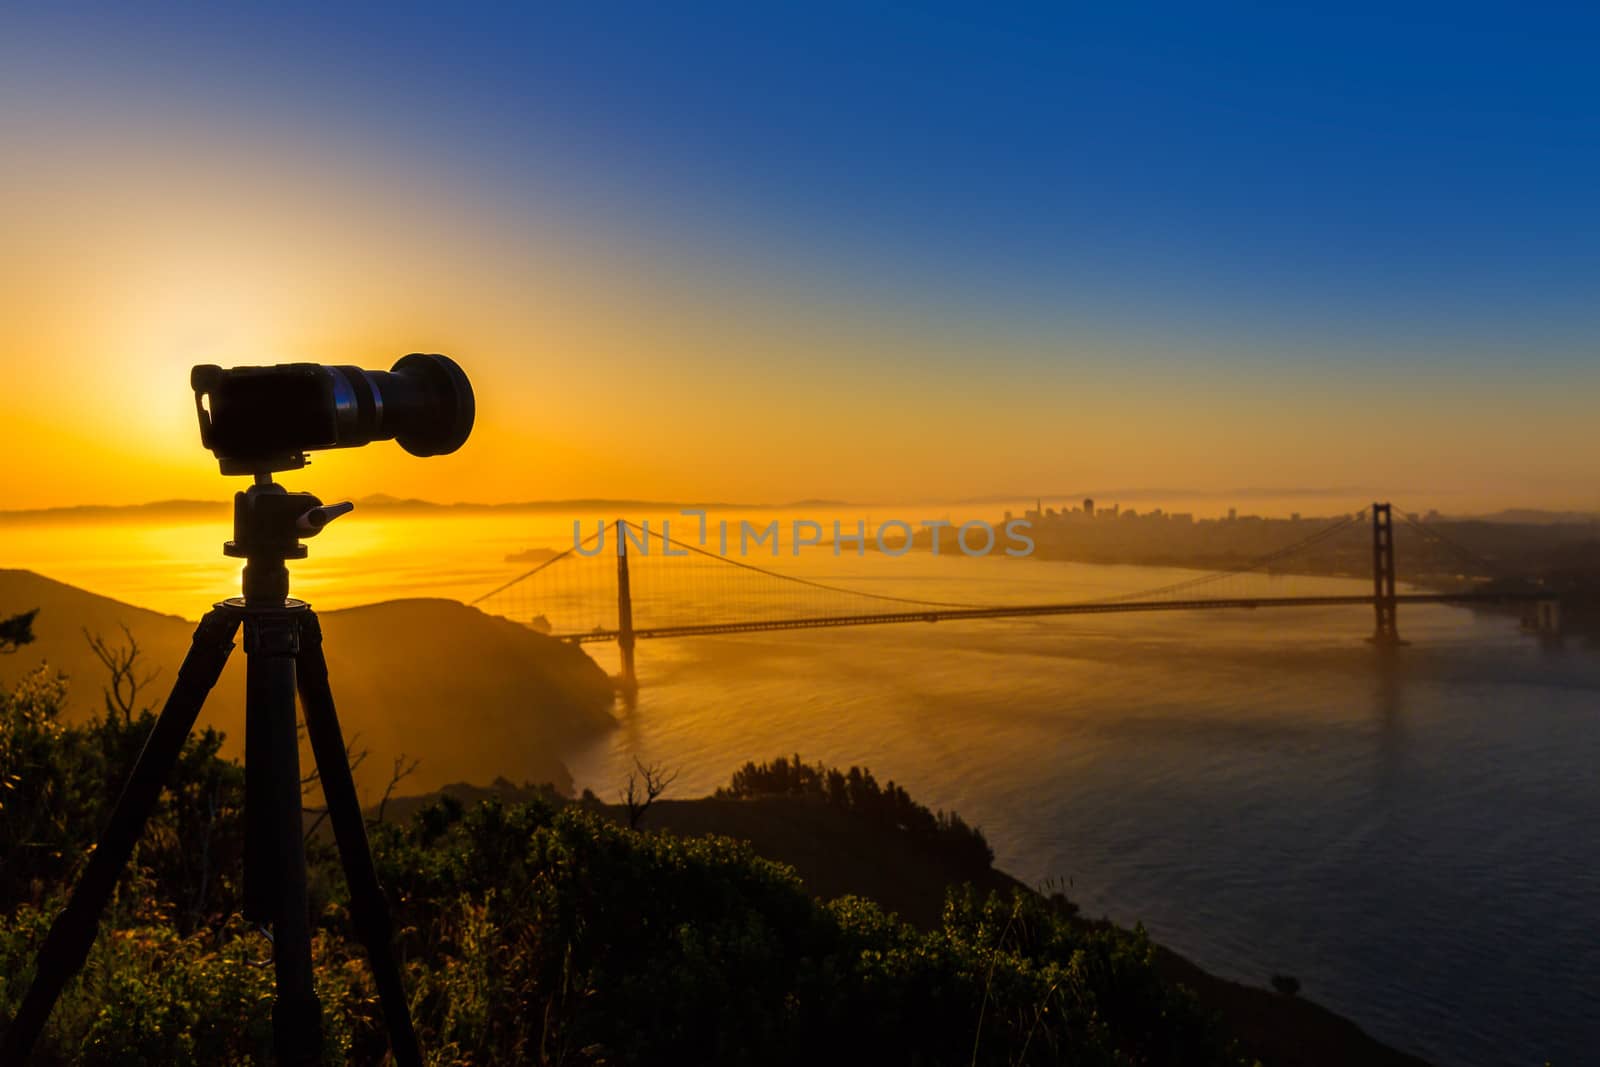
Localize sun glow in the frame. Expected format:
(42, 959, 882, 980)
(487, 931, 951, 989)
(1, 37, 1597, 515)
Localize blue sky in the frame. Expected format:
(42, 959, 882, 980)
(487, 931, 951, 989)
(2, 4, 1596, 506)
(12, 3, 1599, 358)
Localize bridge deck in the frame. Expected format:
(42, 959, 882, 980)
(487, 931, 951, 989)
(557, 591, 1545, 643)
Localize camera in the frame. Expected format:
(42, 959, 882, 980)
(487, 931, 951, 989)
(191, 354, 474, 475)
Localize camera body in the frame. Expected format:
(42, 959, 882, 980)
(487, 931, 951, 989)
(192, 354, 473, 475)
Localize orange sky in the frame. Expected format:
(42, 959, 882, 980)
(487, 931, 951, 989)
(2, 47, 1597, 515)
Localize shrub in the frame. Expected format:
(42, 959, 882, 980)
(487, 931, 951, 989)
(721, 754, 995, 875)
(2, 670, 1241, 1065)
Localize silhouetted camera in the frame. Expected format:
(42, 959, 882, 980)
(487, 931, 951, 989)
(191, 354, 474, 475)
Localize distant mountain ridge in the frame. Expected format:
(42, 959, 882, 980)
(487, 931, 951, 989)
(1457, 508, 1600, 526)
(0, 499, 229, 523)
(5, 496, 1594, 523)
(0, 496, 843, 523)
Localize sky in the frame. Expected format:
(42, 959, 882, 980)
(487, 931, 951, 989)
(1, 3, 1597, 511)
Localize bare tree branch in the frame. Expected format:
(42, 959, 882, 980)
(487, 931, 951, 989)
(371, 755, 422, 827)
(620, 757, 679, 829)
(83, 624, 161, 721)
(299, 728, 368, 790)
(300, 728, 374, 843)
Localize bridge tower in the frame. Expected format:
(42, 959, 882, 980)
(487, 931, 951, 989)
(616, 519, 638, 690)
(1370, 502, 1400, 645)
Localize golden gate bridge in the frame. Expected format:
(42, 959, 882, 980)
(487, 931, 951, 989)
(471, 503, 1558, 687)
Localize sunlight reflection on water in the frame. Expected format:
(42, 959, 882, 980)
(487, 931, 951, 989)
(3, 509, 1596, 1066)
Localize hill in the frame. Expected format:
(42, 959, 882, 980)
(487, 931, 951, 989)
(634, 796, 1427, 1067)
(0, 570, 614, 797)
(378, 772, 1427, 1067)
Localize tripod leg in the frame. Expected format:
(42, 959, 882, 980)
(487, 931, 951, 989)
(1, 608, 240, 1064)
(295, 612, 423, 1067)
(242, 612, 323, 1066)
(242, 656, 278, 924)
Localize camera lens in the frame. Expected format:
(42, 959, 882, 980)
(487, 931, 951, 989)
(361, 353, 475, 458)
(192, 353, 475, 473)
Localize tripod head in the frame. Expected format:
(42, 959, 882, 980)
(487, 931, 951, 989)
(227, 475, 353, 604)
(190, 352, 472, 606)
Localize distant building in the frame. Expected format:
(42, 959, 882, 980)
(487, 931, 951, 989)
(1083, 497, 1095, 517)
(1227, 507, 1237, 521)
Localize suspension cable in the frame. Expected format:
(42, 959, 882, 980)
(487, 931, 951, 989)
(618, 520, 986, 609)
(469, 523, 606, 606)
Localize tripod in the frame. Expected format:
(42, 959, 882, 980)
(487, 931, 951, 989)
(2, 479, 423, 1066)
